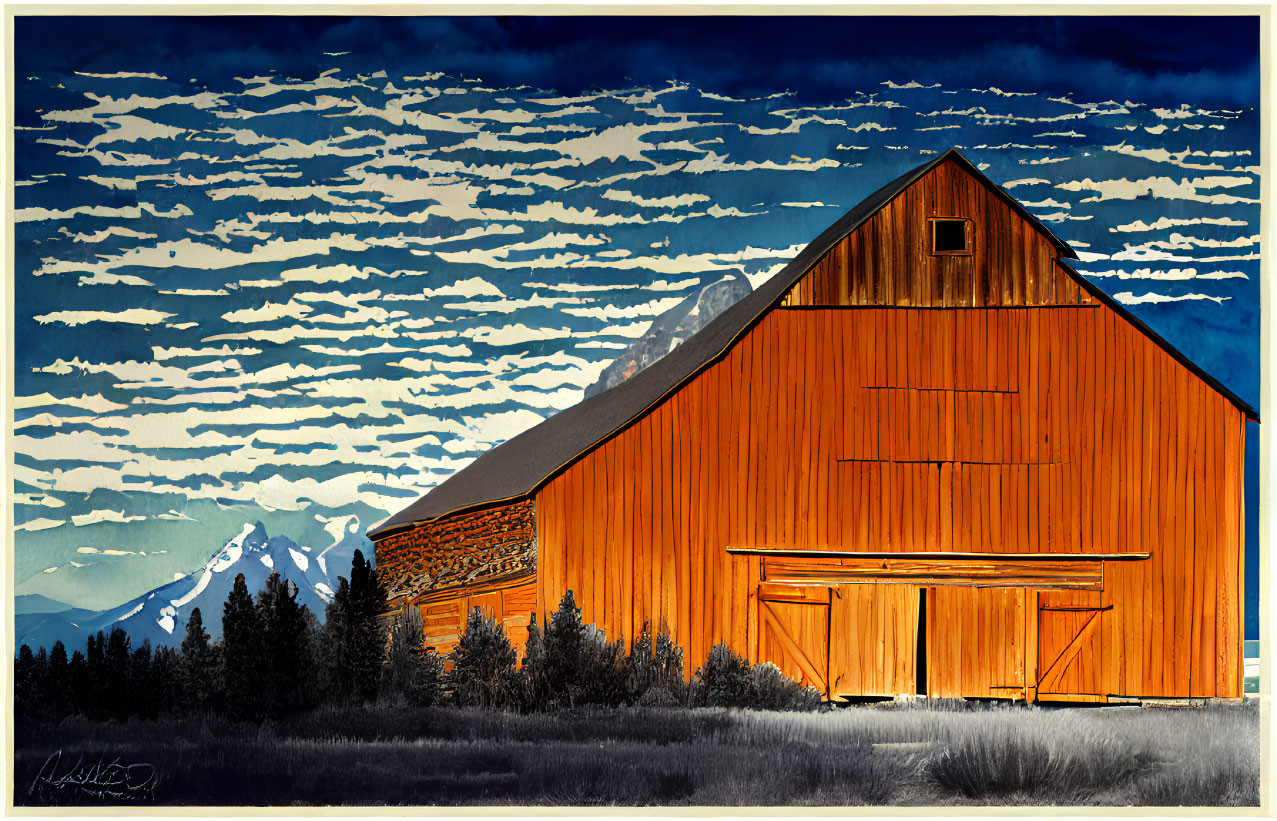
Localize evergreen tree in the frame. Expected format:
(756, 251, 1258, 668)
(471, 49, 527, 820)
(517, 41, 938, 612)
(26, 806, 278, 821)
(222, 572, 263, 718)
(47, 640, 70, 719)
(150, 646, 182, 718)
(450, 607, 516, 709)
(128, 640, 155, 719)
(180, 606, 216, 712)
(544, 590, 584, 698)
(627, 621, 687, 706)
(85, 631, 106, 719)
(256, 572, 313, 714)
(15, 645, 36, 713)
(67, 650, 89, 717)
(517, 613, 551, 710)
(386, 606, 444, 706)
(103, 628, 132, 720)
(323, 550, 389, 703)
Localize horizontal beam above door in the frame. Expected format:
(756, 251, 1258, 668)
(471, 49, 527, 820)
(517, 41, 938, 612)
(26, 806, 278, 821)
(726, 548, 1150, 562)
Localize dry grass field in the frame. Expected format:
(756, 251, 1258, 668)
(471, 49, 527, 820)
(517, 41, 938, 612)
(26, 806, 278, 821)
(14, 699, 1258, 807)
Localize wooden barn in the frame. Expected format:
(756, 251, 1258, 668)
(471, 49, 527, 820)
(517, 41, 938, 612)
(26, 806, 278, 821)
(369, 149, 1256, 703)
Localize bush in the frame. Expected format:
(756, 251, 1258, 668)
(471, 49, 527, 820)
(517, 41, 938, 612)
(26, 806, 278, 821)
(627, 621, 687, 707)
(691, 643, 752, 708)
(450, 607, 516, 709)
(386, 606, 446, 707)
(519, 591, 628, 710)
(746, 662, 821, 712)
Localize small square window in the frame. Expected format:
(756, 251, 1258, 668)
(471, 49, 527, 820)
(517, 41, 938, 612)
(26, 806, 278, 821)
(932, 219, 969, 254)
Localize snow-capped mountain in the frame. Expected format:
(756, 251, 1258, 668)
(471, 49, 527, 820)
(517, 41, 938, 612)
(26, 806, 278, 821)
(16, 522, 337, 654)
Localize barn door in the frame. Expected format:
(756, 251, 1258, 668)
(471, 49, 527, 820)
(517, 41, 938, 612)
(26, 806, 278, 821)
(756, 585, 830, 696)
(1036, 590, 1108, 701)
(828, 584, 919, 698)
(927, 586, 1027, 699)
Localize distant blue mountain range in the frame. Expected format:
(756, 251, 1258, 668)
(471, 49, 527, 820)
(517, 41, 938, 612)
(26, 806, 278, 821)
(15, 523, 336, 655)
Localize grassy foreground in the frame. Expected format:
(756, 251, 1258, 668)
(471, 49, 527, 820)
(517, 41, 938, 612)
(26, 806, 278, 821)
(14, 700, 1259, 807)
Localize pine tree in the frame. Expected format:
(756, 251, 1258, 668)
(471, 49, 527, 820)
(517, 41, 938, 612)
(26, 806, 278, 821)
(15, 645, 36, 713)
(103, 628, 132, 720)
(67, 650, 89, 717)
(180, 606, 216, 712)
(150, 646, 182, 718)
(450, 607, 516, 709)
(222, 572, 263, 718)
(47, 640, 69, 720)
(85, 631, 108, 721)
(323, 550, 389, 703)
(348, 549, 388, 700)
(129, 640, 154, 719)
(256, 572, 313, 714)
(543, 590, 585, 705)
(386, 606, 444, 706)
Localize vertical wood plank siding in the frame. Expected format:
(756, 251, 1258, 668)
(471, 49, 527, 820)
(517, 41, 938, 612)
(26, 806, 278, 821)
(383, 158, 1244, 701)
(535, 305, 1244, 698)
(782, 160, 1093, 308)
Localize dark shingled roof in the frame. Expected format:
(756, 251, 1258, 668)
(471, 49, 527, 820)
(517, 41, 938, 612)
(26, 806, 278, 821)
(368, 148, 1252, 539)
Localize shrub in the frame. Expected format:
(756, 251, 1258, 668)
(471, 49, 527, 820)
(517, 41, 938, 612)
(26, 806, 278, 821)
(691, 642, 752, 708)
(746, 662, 821, 712)
(627, 621, 687, 707)
(450, 607, 516, 709)
(519, 591, 629, 710)
(573, 625, 629, 707)
(386, 606, 446, 707)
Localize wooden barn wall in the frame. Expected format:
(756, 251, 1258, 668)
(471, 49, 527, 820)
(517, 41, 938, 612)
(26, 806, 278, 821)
(782, 159, 1095, 308)
(375, 499, 535, 605)
(534, 306, 1244, 699)
(414, 580, 538, 662)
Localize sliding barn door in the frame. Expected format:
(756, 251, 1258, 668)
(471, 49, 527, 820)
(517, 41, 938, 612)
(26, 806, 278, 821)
(1036, 589, 1107, 701)
(756, 585, 829, 696)
(828, 584, 920, 698)
(927, 586, 1027, 699)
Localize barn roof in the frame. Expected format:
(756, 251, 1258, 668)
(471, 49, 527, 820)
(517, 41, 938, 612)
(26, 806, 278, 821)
(369, 148, 1254, 539)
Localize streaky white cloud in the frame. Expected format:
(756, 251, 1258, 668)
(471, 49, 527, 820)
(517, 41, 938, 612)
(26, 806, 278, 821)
(72, 509, 147, 526)
(15, 392, 127, 413)
(151, 344, 263, 360)
(603, 189, 711, 208)
(17, 518, 65, 532)
(1110, 216, 1248, 233)
(16, 202, 193, 223)
(1056, 175, 1257, 204)
(1112, 291, 1230, 305)
(34, 309, 175, 327)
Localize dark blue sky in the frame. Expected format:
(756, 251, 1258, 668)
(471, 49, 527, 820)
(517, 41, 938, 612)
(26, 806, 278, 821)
(17, 15, 1260, 105)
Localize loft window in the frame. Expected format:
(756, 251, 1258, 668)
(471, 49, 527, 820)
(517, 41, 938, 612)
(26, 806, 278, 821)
(931, 218, 970, 255)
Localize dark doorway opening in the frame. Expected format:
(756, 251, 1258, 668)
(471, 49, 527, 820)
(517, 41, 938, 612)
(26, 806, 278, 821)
(916, 588, 928, 696)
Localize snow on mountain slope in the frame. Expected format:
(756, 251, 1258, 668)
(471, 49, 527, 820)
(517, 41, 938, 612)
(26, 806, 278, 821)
(16, 522, 337, 653)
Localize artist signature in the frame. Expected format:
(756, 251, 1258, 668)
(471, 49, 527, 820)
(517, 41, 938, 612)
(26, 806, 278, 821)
(29, 750, 159, 804)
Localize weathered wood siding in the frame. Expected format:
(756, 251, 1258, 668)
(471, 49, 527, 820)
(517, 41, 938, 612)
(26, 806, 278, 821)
(781, 158, 1095, 307)
(534, 305, 1245, 699)
(415, 579, 538, 661)
(376, 499, 535, 606)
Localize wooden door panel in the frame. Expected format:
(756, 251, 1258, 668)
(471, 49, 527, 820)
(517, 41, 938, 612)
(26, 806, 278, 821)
(928, 586, 1026, 699)
(757, 599, 829, 694)
(1037, 589, 1107, 698)
(828, 584, 919, 698)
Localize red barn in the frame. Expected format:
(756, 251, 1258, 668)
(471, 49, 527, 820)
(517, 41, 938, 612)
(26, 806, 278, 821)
(371, 149, 1255, 702)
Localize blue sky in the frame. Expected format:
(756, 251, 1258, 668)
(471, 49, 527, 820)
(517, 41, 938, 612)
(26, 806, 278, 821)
(10, 14, 1261, 635)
